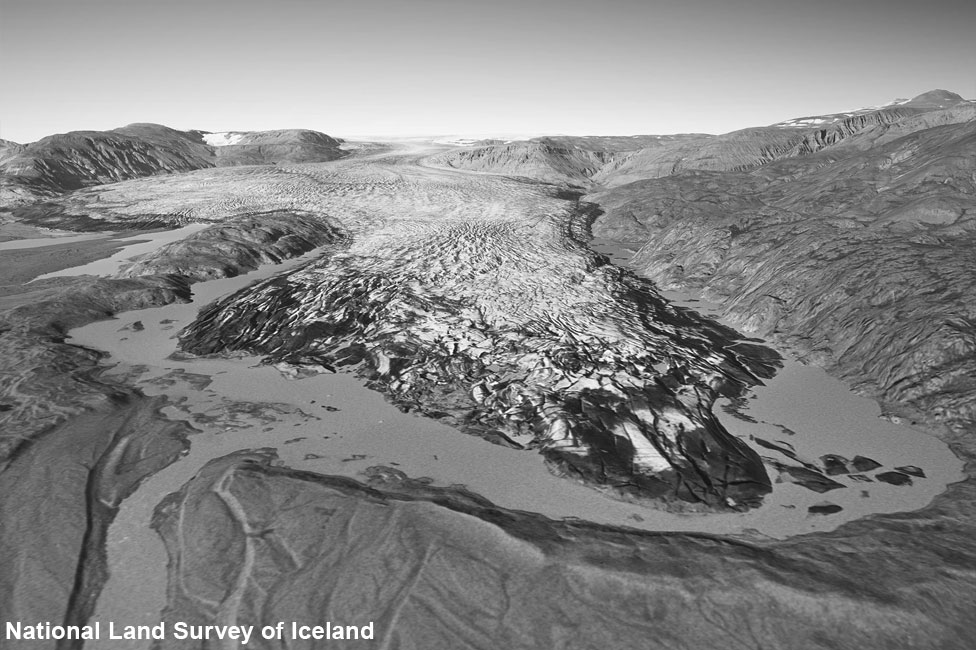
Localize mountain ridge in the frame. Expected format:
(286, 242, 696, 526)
(432, 90, 975, 188)
(0, 124, 346, 206)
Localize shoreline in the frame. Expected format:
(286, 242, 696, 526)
(589, 237, 966, 532)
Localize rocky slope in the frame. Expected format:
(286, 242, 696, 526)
(589, 110, 976, 436)
(434, 138, 614, 185)
(433, 135, 705, 186)
(117, 211, 347, 281)
(435, 91, 975, 188)
(0, 139, 25, 166)
(591, 107, 921, 187)
(210, 129, 346, 166)
(0, 124, 347, 205)
(0, 124, 214, 198)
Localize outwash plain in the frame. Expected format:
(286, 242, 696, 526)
(1, 90, 975, 648)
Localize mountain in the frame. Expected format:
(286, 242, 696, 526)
(434, 134, 708, 187)
(891, 88, 969, 110)
(588, 94, 976, 439)
(0, 124, 213, 197)
(433, 137, 617, 185)
(204, 128, 346, 166)
(0, 139, 25, 165)
(436, 90, 976, 188)
(0, 124, 346, 205)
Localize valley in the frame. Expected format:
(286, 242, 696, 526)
(1, 92, 975, 648)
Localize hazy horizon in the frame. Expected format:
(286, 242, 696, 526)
(2, 0, 975, 144)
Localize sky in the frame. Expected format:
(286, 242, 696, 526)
(1, 0, 974, 143)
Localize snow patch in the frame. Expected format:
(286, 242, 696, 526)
(203, 132, 246, 147)
(432, 137, 484, 146)
(774, 117, 833, 128)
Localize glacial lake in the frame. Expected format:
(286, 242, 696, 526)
(590, 237, 964, 532)
(60, 238, 963, 642)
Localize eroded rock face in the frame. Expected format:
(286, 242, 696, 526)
(179, 212, 775, 509)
